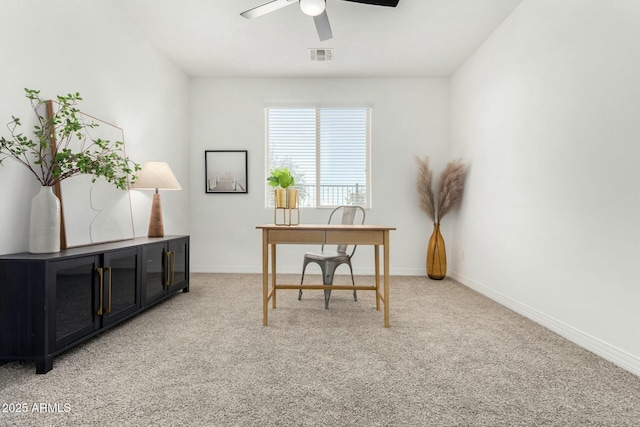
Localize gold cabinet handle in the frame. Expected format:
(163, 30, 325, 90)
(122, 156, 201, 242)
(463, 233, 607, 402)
(106, 266, 112, 314)
(97, 267, 104, 315)
(170, 251, 176, 285)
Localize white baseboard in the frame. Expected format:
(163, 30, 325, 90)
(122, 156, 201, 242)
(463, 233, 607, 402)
(449, 270, 640, 378)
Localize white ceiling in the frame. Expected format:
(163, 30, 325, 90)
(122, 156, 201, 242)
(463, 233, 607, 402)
(112, 0, 524, 78)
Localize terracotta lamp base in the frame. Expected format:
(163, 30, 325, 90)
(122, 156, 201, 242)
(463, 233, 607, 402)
(148, 192, 165, 238)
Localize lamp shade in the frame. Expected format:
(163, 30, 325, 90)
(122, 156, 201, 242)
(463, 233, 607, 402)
(132, 162, 181, 190)
(300, 0, 325, 16)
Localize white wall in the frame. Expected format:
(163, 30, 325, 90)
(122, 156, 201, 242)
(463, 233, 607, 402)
(450, 0, 640, 375)
(0, 0, 190, 254)
(189, 78, 450, 275)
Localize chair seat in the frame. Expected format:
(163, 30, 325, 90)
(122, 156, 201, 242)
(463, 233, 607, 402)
(304, 251, 350, 262)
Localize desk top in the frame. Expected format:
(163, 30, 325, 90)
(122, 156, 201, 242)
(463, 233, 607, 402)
(256, 224, 396, 231)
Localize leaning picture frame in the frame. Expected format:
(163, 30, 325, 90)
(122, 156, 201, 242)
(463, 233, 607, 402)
(48, 101, 135, 249)
(205, 150, 248, 194)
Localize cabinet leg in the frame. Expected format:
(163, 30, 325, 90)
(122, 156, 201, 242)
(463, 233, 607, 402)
(36, 357, 53, 374)
(182, 285, 190, 293)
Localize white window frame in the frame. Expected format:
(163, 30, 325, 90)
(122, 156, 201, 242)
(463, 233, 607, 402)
(265, 107, 371, 208)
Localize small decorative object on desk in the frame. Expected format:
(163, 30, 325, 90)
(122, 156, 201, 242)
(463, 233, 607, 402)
(267, 167, 299, 226)
(415, 156, 466, 279)
(0, 88, 140, 253)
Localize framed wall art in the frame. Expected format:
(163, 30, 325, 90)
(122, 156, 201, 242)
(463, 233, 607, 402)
(205, 150, 248, 194)
(48, 102, 135, 248)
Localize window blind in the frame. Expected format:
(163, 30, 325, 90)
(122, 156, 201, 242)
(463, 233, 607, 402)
(266, 107, 371, 208)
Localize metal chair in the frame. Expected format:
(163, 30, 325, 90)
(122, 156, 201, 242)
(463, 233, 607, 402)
(299, 205, 366, 309)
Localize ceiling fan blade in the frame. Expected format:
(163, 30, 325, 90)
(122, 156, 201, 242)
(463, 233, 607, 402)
(313, 10, 333, 41)
(341, 0, 399, 6)
(240, 0, 297, 19)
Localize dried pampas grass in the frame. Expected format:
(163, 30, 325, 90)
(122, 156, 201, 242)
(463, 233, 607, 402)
(415, 156, 466, 223)
(415, 156, 435, 222)
(437, 159, 466, 221)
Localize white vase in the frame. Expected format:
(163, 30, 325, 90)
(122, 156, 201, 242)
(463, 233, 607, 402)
(29, 186, 61, 254)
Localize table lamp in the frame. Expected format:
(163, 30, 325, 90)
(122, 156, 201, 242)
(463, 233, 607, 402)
(132, 162, 181, 237)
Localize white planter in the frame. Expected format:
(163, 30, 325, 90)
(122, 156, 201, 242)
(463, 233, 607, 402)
(29, 186, 61, 254)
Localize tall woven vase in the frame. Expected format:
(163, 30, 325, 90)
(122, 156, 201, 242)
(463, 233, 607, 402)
(426, 222, 446, 280)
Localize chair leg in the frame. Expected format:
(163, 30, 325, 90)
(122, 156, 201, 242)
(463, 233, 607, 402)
(323, 265, 337, 310)
(299, 260, 310, 300)
(348, 261, 357, 302)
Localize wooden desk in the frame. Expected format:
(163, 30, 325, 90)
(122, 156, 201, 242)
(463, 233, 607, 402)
(256, 224, 396, 327)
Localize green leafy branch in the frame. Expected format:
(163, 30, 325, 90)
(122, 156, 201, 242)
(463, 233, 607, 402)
(0, 88, 139, 189)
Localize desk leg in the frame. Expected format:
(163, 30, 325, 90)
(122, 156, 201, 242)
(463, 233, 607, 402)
(374, 245, 380, 311)
(262, 229, 269, 326)
(271, 244, 277, 309)
(383, 230, 390, 328)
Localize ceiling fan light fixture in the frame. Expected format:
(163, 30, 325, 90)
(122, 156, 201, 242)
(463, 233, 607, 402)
(300, 0, 325, 17)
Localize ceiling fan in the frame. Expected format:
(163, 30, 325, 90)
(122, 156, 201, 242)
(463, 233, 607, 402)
(240, 0, 400, 41)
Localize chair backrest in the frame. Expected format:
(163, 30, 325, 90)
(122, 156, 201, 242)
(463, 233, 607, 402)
(324, 205, 366, 255)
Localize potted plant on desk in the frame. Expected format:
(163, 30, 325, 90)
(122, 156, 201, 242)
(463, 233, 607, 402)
(267, 167, 298, 208)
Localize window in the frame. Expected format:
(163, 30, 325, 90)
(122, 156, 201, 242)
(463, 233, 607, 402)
(266, 107, 371, 208)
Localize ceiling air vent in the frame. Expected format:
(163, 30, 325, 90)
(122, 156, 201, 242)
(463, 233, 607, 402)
(309, 48, 333, 61)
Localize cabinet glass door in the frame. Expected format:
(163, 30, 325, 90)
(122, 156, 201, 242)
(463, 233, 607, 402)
(167, 238, 189, 293)
(52, 257, 99, 351)
(102, 248, 139, 326)
(142, 243, 167, 307)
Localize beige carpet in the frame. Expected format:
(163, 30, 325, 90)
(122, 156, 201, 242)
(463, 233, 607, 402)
(1, 273, 639, 426)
